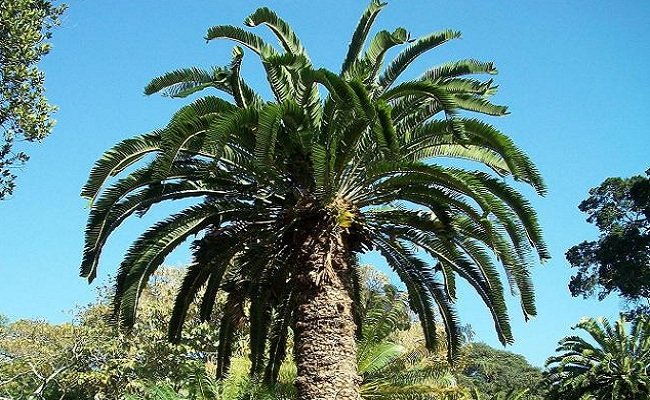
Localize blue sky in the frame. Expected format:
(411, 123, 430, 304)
(0, 0, 648, 367)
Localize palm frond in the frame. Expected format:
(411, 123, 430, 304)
(378, 29, 462, 92)
(81, 132, 161, 203)
(245, 7, 309, 60)
(112, 202, 242, 328)
(206, 25, 277, 57)
(341, 0, 387, 75)
(144, 66, 231, 98)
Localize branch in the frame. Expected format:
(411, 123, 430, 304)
(31, 361, 74, 399)
(0, 370, 30, 386)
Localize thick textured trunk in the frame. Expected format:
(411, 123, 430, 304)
(294, 226, 361, 400)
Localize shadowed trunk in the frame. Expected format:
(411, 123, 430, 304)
(293, 223, 361, 400)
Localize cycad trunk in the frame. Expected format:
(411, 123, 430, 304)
(294, 225, 361, 400)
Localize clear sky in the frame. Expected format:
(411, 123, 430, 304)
(0, 0, 648, 367)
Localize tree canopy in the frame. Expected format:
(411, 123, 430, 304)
(566, 169, 650, 315)
(458, 342, 544, 400)
(0, 0, 65, 199)
(0, 268, 221, 400)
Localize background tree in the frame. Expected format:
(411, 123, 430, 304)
(81, 2, 548, 399)
(566, 169, 650, 316)
(0, 318, 86, 399)
(458, 342, 544, 400)
(0, 0, 65, 199)
(0, 268, 222, 400)
(544, 315, 650, 400)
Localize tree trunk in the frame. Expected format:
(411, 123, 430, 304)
(293, 225, 361, 400)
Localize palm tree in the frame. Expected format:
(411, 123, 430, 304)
(544, 315, 650, 399)
(80, 2, 548, 399)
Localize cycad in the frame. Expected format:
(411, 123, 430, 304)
(544, 315, 650, 399)
(81, 2, 547, 399)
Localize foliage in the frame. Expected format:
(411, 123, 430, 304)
(458, 342, 544, 399)
(80, 1, 547, 392)
(544, 314, 650, 400)
(566, 169, 650, 316)
(2, 264, 545, 400)
(359, 326, 468, 400)
(0, 0, 65, 199)
(0, 268, 221, 399)
(125, 266, 469, 400)
(0, 318, 87, 399)
(356, 268, 467, 399)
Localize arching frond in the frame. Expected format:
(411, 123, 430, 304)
(112, 202, 245, 328)
(341, 0, 387, 75)
(356, 28, 410, 85)
(378, 29, 462, 92)
(422, 59, 498, 82)
(245, 7, 309, 60)
(144, 66, 231, 98)
(81, 132, 161, 203)
(206, 25, 277, 57)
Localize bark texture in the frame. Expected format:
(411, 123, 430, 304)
(294, 224, 361, 400)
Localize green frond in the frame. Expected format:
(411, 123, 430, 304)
(428, 277, 462, 360)
(374, 101, 399, 155)
(144, 66, 231, 98)
(296, 76, 322, 130)
(357, 28, 410, 84)
(255, 103, 282, 165)
(378, 29, 462, 92)
(82, 175, 218, 282)
(381, 81, 458, 114)
(81, 132, 161, 203)
(440, 77, 497, 96)
(261, 52, 306, 102)
(199, 267, 225, 321)
(245, 7, 309, 60)
(453, 94, 509, 116)
(469, 170, 549, 260)
(205, 25, 277, 57)
(463, 119, 547, 194)
(228, 46, 249, 108)
(168, 263, 213, 342)
(112, 202, 238, 328)
(372, 235, 444, 354)
(414, 144, 512, 175)
(341, 0, 387, 74)
(155, 96, 236, 180)
(422, 59, 497, 82)
(302, 68, 360, 112)
(359, 342, 405, 375)
(310, 142, 328, 193)
(264, 289, 294, 384)
(208, 107, 258, 159)
(395, 227, 513, 345)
